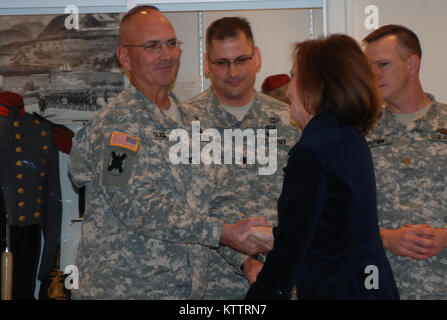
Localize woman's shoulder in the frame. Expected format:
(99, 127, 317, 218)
(296, 124, 366, 162)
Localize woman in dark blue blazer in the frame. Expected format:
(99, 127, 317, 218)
(246, 34, 399, 300)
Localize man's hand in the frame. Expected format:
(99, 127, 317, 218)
(404, 224, 447, 259)
(243, 256, 264, 284)
(381, 224, 447, 260)
(220, 217, 271, 255)
(239, 226, 274, 252)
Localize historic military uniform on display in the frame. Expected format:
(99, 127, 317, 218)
(0, 91, 62, 300)
(185, 89, 300, 299)
(367, 101, 447, 299)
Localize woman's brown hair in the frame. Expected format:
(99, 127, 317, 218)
(293, 34, 381, 135)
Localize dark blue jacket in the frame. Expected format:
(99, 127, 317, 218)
(246, 110, 399, 300)
(0, 106, 62, 281)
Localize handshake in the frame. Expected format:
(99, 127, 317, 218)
(220, 217, 274, 256)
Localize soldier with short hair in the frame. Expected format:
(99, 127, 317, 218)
(185, 16, 300, 299)
(363, 24, 447, 299)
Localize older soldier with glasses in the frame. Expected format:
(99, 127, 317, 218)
(69, 6, 271, 300)
(184, 17, 300, 299)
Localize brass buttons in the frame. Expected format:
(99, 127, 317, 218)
(16, 173, 23, 180)
(15, 133, 22, 140)
(402, 157, 411, 165)
(34, 119, 40, 125)
(13, 121, 20, 127)
(40, 172, 45, 177)
(18, 201, 25, 208)
(36, 198, 42, 204)
(16, 146, 22, 153)
(41, 131, 47, 137)
(16, 160, 22, 167)
(38, 186, 43, 191)
(43, 145, 48, 151)
(34, 212, 40, 219)
(19, 216, 25, 222)
(17, 187, 24, 194)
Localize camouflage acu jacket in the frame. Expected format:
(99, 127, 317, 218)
(69, 85, 223, 299)
(367, 102, 447, 299)
(184, 89, 300, 298)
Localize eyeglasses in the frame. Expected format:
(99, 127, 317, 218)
(121, 38, 183, 53)
(209, 55, 254, 69)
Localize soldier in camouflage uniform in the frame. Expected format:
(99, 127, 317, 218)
(364, 25, 447, 299)
(185, 17, 300, 299)
(69, 6, 269, 300)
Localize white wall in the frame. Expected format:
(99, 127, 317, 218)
(326, 0, 354, 35)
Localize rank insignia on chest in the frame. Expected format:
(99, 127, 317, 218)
(268, 117, 280, 124)
(277, 138, 287, 145)
(110, 131, 139, 152)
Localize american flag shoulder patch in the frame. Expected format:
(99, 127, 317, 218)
(110, 131, 139, 152)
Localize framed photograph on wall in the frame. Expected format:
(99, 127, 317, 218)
(0, 12, 124, 121)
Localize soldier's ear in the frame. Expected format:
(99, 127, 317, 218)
(204, 53, 210, 76)
(406, 54, 420, 76)
(254, 46, 262, 72)
(117, 46, 131, 71)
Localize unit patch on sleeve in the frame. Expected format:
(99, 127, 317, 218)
(101, 132, 139, 186)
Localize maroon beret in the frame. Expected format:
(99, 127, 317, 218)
(261, 74, 290, 92)
(0, 91, 24, 108)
